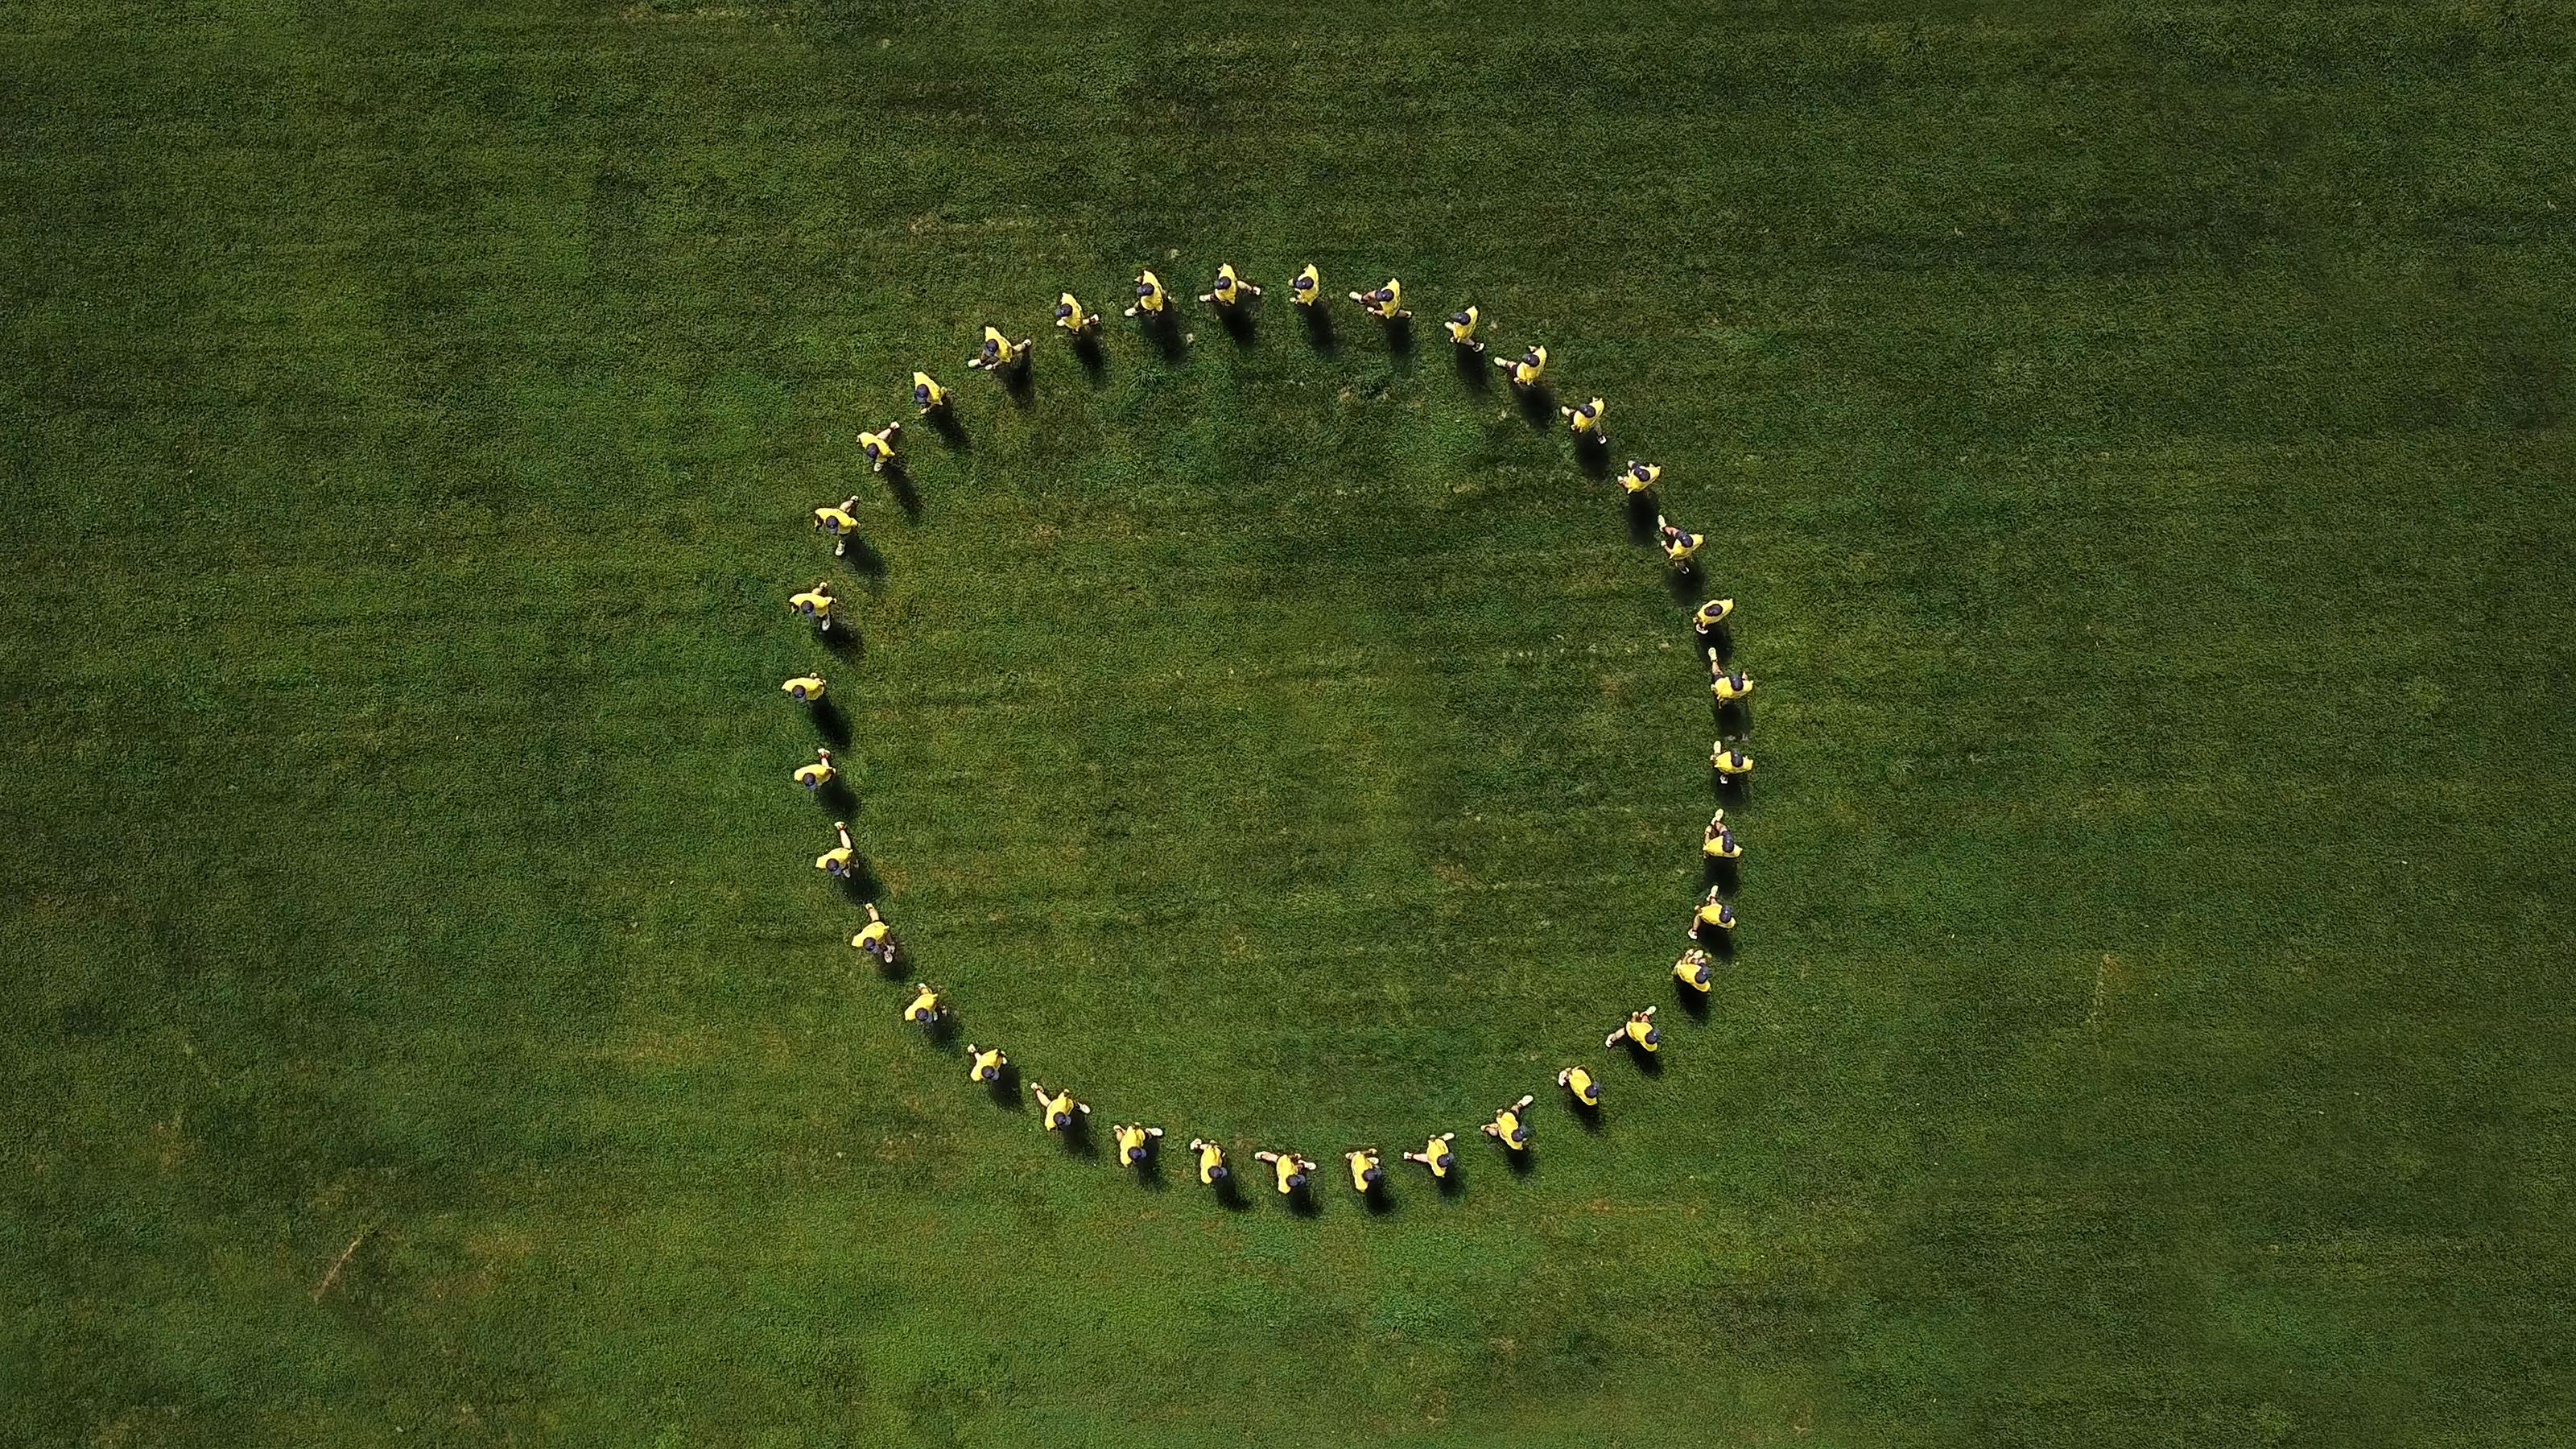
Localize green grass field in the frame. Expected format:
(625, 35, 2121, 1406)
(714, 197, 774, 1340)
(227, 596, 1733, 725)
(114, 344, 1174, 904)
(6, 1, 2575, 1443)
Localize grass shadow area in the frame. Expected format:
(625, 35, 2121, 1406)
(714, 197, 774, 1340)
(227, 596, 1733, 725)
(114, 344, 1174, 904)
(926, 407, 968, 451)
(1072, 332, 1107, 385)
(1624, 490, 1657, 545)
(883, 465, 922, 522)
(808, 698, 851, 747)
(840, 536, 888, 590)
(1217, 305, 1256, 346)
(1299, 305, 1336, 357)
(1514, 381, 1557, 430)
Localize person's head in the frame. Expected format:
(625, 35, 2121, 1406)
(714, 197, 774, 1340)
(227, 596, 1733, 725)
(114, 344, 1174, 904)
(1126, 1144, 1146, 1163)
(1286, 1170, 1306, 1190)
(1364, 1164, 1383, 1186)
(1208, 1162, 1228, 1180)
(1051, 1108, 1070, 1129)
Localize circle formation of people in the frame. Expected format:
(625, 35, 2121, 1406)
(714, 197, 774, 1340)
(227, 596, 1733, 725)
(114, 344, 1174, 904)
(778, 261, 1756, 1208)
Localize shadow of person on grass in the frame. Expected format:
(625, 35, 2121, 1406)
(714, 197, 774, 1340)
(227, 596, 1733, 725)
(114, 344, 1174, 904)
(1571, 1098, 1605, 1134)
(1665, 559, 1704, 604)
(1453, 344, 1492, 391)
(1675, 980, 1713, 1021)
(1515, 381, 1557, 431)
(1620, 1040, 1666, 1078)
(1213, 1172, 1249, 1212)
(821, 625, 866, 663)
(1573, 432, 1610, 479)
(987, 1065, 1025, 1110)
(840, 536, 888, 590)
(1378, 314, 1414, 362)
(1624, 490, 1657, 546)
(1001, 361, 1036, 409)
(1300, 305, 1336, 358)
(1504, 1145, 1536, 1179)
(808, 699, 851, 747)
(836, 858, 884, 904)
(816, 778, 857, 816)
(882, 465, 922, 522)
(926, 407, 968, 452)
(1217, 305, 1256, 347)
(1073, 332, 1108, 386)
(1699, 621, 1735, 667)
(1142, 314, 1189, 364)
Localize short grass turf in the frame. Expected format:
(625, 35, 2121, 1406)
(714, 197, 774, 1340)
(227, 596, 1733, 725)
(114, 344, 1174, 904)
(6, 1, 2575, 1444)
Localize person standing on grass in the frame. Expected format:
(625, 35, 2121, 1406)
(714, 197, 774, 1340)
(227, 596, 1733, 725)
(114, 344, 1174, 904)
(1711, 659, 1753, 704)
(815, 820, 857, 879)
(1608, 1006, 1660, 1053)
(857, 420, 902, 473)
(1113, 1122, 1164, 1168)
(1255, 1149, 1315, 1195)
(1558, 1065, 1602, 1108)
(1674, 947, 1715, 994)
(1349, 278, 1409, 321)
(1030, 1081, 1089, 1133)
(1621, 459, 1660, 496)
(1345, 1147, 1385, 1195)
(966, 1043, 1008, 1084)
(903, 981, 944, 1028)
(789, 580, 839, 634)
(911, 371, 950, 416)
(1125, 269, 1169, 318)
(1691, 888, 1736, 943)
(1701, 809, 1741, 865)
(1692, 597, 1734, 647)
(781, 674, 828, 704)
(1496, 343, 1547, 388)
(1402, 1132, 1457, 1179)
(1482, 1094, 1535, 1151)
(794, 747, 836, 792)
(851, 902, 897, 967)
(1711, 737, 1753, 783)
(1657, 517, 1704, 568)
(1560, 396, 1607, 444)
(1445, 305, 1484, 353)
(1199, 262, 1260, 308)
(1288, 264, 1322, 309)
(968, 325, 1031, 374)
(1189, 1137, 1230, 1185)
(1055, 291, 1101, 336)
(811, 497, 862, 556)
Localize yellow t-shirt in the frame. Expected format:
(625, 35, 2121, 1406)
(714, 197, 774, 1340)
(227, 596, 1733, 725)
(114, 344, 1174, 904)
(911, 372, 946, 409)
(813, 506, 857, 535)
(1376, 279, 1402, 313)
(1694, 599, 1733, 630)
(1445, 306, 1479, 343)
(1135, 271, 1166, 312)
(1674, 954, 1713, 990)
(1212, 264, 1242, 303)
(1696, 899, 1732, 931)
(1563, 1068, 1599, 1104)
(853, 920, 890, 951)
(1495, 1109, 1527, 1149)
(1040, 1091, 1075, 1129)
(1569, 398, 1604, 433)
(1273, 1155, 1303, 1193)
(1713, 747, 1752, 776)
(982, 326, 1018, 365)
(1196, 1141, 1226, 1184)
(1422, 1137, 1452, 1176)
(968, 1048, 1004, 1081)
(782, 675, 826, 701)
(1347, 1151, 1379, 1191)
(858, 430, 894, 461)
(1624, 1017, 1658, 1050)
(815, 846, 853, 873)
(791, 589, 834, 619)
(1291, 265, 1319, 302)
(1116, 1125, 1150, 1160)
(1713, 673, 1752, 702)
(1624, 462, 1661, 493)
(1703, 828, 1740, 860)
(795, 761, 833, 789)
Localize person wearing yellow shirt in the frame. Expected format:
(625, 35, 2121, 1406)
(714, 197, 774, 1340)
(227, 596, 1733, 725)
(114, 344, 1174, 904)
(1030, 1081, 1089, 1133)
(789, 580, 838, 633)
(1656, 517, 1704, 568)
(1124, 270, 1168, 318)
(811, 495, 863, 555)
(964, 1043, 1007, 1084)
(1112, 1122, 1164, 1167)
(1444, 306, 1483, 353)
(1345, 1147, 1385, 1194)
(1402, 1132, 1457, 1179)
(1286, 264, 1321, 309)
(911, 372, 949, 416)
(1691, 890, 1736, 943)
(850, 902, 897, 967)
(1621, 460, 1660, 496)
(1560, 396, 1607, 442)
(793, 747, 836, 792)
(857, 421, 902, 473)
(781, 674, 827, 704)
(1701, 809, 1741, 864)
(1557, 1065, 1602, 1109)
(1606, 1006, 1660, 1053)
(1187, 1137, 1230, 1185)
(967, 324, 1031, 373)
(1496, 344, 1547, 387)
(1481, 1095, 1535, 1150)
(1254, 1149, 1315, 1195)
(1711, 662, 1753, 704)
(902, 982, 943, 1028)
(1348, 278, 1408, 320)
(1674, 947, 1715, 994)
(1693, 597, 1735, 647)
(1711, 737, 1753, 782)
(1199, 262, 1260, 308)
(1053, 291, 1101, 336)
(815, 820, 857, 878)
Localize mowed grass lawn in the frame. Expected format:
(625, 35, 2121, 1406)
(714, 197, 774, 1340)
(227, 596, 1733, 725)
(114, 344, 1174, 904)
(6, 0, 2574, 1443)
